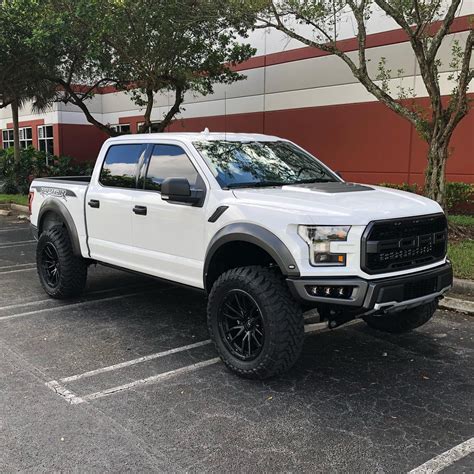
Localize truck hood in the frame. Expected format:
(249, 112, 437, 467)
(232, 182, 442, 225)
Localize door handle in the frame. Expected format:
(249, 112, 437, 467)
(133, 205, 147, 216)
(88, 199, 100, 208)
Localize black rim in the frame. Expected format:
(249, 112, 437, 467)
(41, 242, 61, 288)
(218, 289, 265, 361)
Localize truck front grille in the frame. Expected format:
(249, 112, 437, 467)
(361, 214, 447, 274)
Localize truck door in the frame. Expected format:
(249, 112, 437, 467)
(86, 143, 147, 266)
(131, 142, 208, 288)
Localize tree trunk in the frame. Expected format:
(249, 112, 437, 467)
(11, 98, 21, 164)
(140, 88, 155, 133)
(424, 138, 449, 210)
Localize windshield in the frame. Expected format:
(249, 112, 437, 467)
(193, 140, 339, 189)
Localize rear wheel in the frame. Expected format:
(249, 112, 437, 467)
(207, 266, 304, 379)
(37, 225, 88, 299)
(363, 301, 437, 333)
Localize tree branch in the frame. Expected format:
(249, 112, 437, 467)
(259, 2, 422, 131)
(427, 0, 463, 61)
(157, 85, 184, 132)
(442, 28, 474, 142)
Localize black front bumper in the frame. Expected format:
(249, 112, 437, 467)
(287, 262, 453, 312)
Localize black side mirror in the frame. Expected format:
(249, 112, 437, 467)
(161, 177, 203, 205)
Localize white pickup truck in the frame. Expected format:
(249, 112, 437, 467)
(30, 132, 452, 379)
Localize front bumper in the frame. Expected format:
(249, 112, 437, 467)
(287, 262, 453, 313)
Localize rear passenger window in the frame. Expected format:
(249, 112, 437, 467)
(144, 144, 199, 192)
(100, 144, 146, 188)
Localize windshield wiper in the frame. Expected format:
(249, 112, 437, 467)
(227, 181, 286, 189)
(291, 178, 336, 185)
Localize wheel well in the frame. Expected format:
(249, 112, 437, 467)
(205, 241, 279, 292)
(39, 211, 65, 235)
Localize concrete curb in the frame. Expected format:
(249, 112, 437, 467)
(453, 278, 474, 295)
(440, 296, 474, 316)
(10, 203, 29, 213)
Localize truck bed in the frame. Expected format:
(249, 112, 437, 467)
(33, 176, 91, 185)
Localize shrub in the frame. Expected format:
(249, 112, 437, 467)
(378, 181, 473, 213)
(445, 182, 473, 213)
(0, 147, 92, 194)
(378, 182, 419, 194)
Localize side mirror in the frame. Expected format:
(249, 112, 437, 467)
(161, 177, 203, 205)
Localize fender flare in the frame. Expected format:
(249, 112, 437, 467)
(38, 198, 82, 257)
(204, 223, 300, 291)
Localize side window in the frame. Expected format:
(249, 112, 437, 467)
(100, 144, 146, 188)
(144, 144, 199, 192)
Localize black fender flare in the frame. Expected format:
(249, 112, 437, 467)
(38, 198, 82, 257)
(204, 223, 300, 291)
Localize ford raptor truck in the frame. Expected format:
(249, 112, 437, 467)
(29, 132, 453, 379)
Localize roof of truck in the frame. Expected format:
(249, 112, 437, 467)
(106, 131, 283, 143)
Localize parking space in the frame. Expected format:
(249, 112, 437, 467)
(1, 215, 473, 472)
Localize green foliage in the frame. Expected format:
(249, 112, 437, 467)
(448, 214, 474, 228)
(448, 241, 474, 280)
(0, 147, 92, 194)
(445, 182, 474, 213)
(379, 182, 420, 194)
(0, 194, 29, 206)
(379, 181, 474, 212)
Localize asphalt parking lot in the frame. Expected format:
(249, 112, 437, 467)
(0, 214, 473, 472)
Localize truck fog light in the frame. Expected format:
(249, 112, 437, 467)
(305, 285, 354, 300)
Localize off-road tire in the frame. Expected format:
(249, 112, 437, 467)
(207, 266, 304, 379)
(363, 301, 437, 333)
(36, 225, 88, 299)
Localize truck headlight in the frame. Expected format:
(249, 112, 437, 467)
(298, 226, 351, 266)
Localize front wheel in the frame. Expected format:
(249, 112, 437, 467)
(363, 301, 437, 333)
(37, 225, 88, 299)
(207, 266, 305, 379)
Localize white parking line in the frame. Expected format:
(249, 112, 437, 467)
(60, 339, 212, 383)
(45, 380, 85, 405)
(408, 437, 474, 473)
(0, 290, 149, 322)
(0, 284, 157, 312)
(0, 266, 36, 274)
(0, 240, 35, 249)
(79, 358, 220, 403)
(0, 262, 36, 270)
(0, 227, 30, 233)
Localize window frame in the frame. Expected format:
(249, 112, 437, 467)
(2, 127, 33, 149)
(110, 124, 131, 135)
(137, 121, 162, 133)
(37, 125, 54, 155)
(98, 143, 150, 190)
(19, 127, 33, 148)
(2, 129, 14, 149)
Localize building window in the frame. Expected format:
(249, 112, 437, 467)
(110, 124, 131, 134)
(137, 121, 161, 133)
(2, 129, 14, 149)
(19, 127, 33, 148)
(1, 127, 32, 149)
(38, 125, 54, 155)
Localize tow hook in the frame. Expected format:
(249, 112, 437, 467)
(328, 312, 356, 329)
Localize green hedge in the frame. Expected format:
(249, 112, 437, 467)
(379, 181, 473, 213)
(0, 147, 93, 195)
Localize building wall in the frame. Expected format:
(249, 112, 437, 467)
(0, 4, 472, 186)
